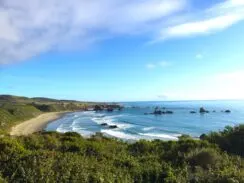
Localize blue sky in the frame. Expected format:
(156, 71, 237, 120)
(1, 0, 244, 101)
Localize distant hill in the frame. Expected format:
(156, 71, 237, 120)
(0, 95, 121, 134)
(0, 95, 30, 104)
(0, 95, 93, 133)
(0, 95, 95, 105)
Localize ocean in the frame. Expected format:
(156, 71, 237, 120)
(45, 100, 244, 141)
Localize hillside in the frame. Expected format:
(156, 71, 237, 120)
(0, 95, 93, 105)
(0, 95, 121, 134)
(0, 95, 243, 182)
(0, 95, 89, 134)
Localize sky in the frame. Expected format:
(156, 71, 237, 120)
(1, 0, 244, 102)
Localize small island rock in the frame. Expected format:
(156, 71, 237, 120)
(101, 123, 108, 126)
(199, 107, 209, 113)
(109, 125, 118, 129)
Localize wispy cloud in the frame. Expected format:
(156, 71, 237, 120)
(0, 0, 244, 64)
(196, 54, 203, 59)
(159, 61, 171, 67)
(161, 14, 243, 39)
(146, 61, 171, 69)
(146, 64, 156, 69)
(0, 0, 186, 64)
(159, 0, 244, 40)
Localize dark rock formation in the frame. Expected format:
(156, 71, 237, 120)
(225, 110, 231, 113)
(154, 110, 162, 115)
(107, 108, 114, 112)
(153, 109, 173, 115)
(101, 123, 108, 126)
(109, 125, 118, 129)
(199, 107, 209, 113)
(153, 107, 164, 115)
(94, 105, 103, 111)
(190, 111, 197, 114)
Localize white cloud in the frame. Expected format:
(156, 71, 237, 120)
(1, 0, 244, 64)
(160, 70, 244, 101)
(159, 61, 171, 67)
(161, 14, 243, 39)
(214, 70, 244, 85)
(0, 0, 186, 64)
(196, 54, 203, 59)
(159, 0, 244, 40)
(146, 64, 156, 69)
(212, 70, 244, 99)
(147, 61, 170, 69)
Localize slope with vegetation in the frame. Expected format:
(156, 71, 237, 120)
(0, 95, 91, 134)
(0, 126, 243, 182)
(0, 95, 243, 182)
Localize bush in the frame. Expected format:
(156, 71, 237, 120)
(202, 125, 244, 157)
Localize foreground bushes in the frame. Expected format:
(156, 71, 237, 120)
(201, 124, 244, 157)
(0, 126, 243, 183)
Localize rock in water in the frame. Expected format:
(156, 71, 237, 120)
(107, 108, 114, 112)
(101, 123, 108, 126)
(199, 107, 209, 113)
(109, 125, 118, 129)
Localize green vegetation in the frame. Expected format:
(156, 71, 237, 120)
(0, 95, 243, 182)
(0, 126, 242, 182)
(0, 104, 41, 134)
(0, 95, 121, 134)
(0, 95, 93, 133)
(201, 125, 244, 157)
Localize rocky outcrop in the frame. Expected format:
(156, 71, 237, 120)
(101, 123, 108, 126)
(199, 107, 209, 113)
(109, 125, 118, 129)
(93, 104, 123, 112)
(190, 111, 197, 114)
(94, 105, 104, 111)
(107, 108, 114, 112)
(225, 110, 231, 113)
(152, 107, 174, 115)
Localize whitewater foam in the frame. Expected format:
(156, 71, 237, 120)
(91, 115, 133, 129)
(139, 133, 180, 140)
(142, 127, 155, 131)
(101, 129, 139, 140)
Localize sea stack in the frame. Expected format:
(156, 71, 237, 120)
(199, 107, 209, 113)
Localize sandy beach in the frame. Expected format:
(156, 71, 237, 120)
(10, 112, 67, 136)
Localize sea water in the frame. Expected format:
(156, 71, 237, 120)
(45, 100, 244, 140)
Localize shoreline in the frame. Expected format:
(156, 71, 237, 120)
(10, 112, 69, 136)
